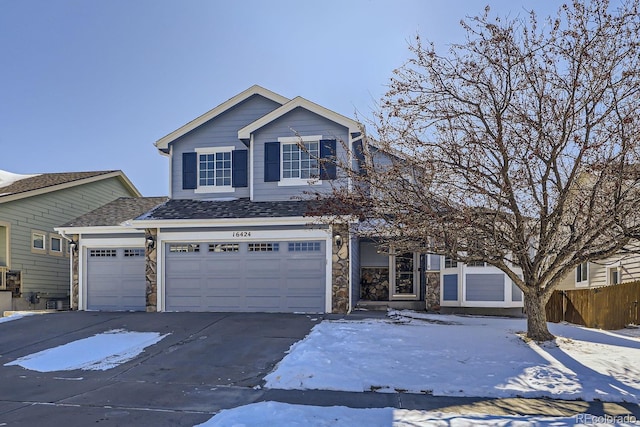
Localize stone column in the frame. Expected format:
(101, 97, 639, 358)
(331, 224, 349, 313)
(145, 228, 158, 312)
(425, 272, 441, 311)
(71, 234, 79, 310)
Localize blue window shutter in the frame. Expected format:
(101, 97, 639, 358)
(264, 142, 280, 182)
(232, 150, 248, 187)
(182, 152, 197, 190)
(320, 139, 337, 180)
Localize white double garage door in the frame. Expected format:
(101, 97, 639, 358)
(85, 237, 328, 313)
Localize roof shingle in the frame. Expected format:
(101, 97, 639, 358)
(0, 171, 120, 197)
(138, 198, 313, 220)
(60, 197, 169, 227)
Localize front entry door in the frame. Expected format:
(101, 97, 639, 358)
(391, 252, 419, 300)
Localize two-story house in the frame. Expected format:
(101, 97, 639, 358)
(56, 85, 523, 314)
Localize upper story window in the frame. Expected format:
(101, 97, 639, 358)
(182, 148, 248, 192)
(264, 135, 337, 187)
(195, 147, 233, 193)
(282, 140, 319, 180)
(576, 262, 588, 286)
(279, 136, 321, 186)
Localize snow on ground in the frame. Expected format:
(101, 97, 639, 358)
(0, 312, 37, 324)
(4, 329, 169, 372)
(264, 311, 640, 403)
(196, 401, 639, 427)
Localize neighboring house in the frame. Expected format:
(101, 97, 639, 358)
(0, 170, 141, 312)
(56, 85, 522, 314)
(556, 243, 640, 291)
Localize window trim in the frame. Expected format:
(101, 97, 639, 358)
(575, 262, 589, 287)
(194, 146, 235, 193)
(277, 135, 323, 186)
(606, 264, 621, 286)
(31, 230, 47, 253)
(49, 234, 63, 256)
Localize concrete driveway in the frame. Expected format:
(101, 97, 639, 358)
(0, 311, 322, 426)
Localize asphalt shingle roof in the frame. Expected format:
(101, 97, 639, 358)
(61, 197, 169, 227)
(138, 198, 313, 220)
(0, 171, 119, 197)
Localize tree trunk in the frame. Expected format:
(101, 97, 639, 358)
(523, 292, 555, 342)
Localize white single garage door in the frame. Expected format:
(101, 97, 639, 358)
(86, 248, 146, 311)
(164, 240, 326, 312)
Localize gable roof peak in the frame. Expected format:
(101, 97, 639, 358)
(155, 85, 290, 152)
(238, 95, 362, 140)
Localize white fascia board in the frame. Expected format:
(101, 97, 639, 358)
(131, 216, 326, 229)
(155, 85, 290, 150)
(238, 97, 361, 139)
(54, 226, 144, 235)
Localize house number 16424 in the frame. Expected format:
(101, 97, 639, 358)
(232, 231, 251, 237)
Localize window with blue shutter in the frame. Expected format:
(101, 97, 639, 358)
(320, 139, 337, 180)
(264, 142, 280, 182)
(232, 149, 248, 187)
(182, 152, 197, 190)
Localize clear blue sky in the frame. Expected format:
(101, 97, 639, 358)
(1, 0, 561, 196)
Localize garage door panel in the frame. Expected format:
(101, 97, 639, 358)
(165, 240, 326, 313)
(86, 248, 145, 311)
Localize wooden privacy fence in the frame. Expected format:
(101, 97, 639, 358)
(546, 281, 640, 329)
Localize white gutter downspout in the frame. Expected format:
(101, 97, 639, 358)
(57, 230, 76, 307)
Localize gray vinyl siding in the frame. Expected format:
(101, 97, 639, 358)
(252, 107, 350, 202)
(465, 273, 505, 301)
(170, 95, 281, 200)
(0, 177, 136, 298)
(360, 240, 388, 267)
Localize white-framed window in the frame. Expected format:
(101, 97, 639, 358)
(195, 147, 234, 193)
(31, 231, 46, 253)
(607, 265, 621, 286)
(444, 257, 457, 269)
(467, 261, 486, 267)
(576, 262, 589, 286)
(49, 234, 63, 256)
(278, 135, 321, 186)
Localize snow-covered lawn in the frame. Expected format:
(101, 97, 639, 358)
(4, 329, 168, 372)
(264, 311, 640, 403)
(198, 311, 640, 426)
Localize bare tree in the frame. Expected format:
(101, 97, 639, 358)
(321, 0, 640, 341)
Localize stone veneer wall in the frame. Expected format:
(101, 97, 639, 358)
(425, 271, 441, 310)
(71, 234, 79, 310)
(332, 224, 349, 313)
(360, 267, 390, 301)
(145, 229, 158, 312)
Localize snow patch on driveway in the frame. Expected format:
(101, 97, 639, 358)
(4, 329, 169, 372)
